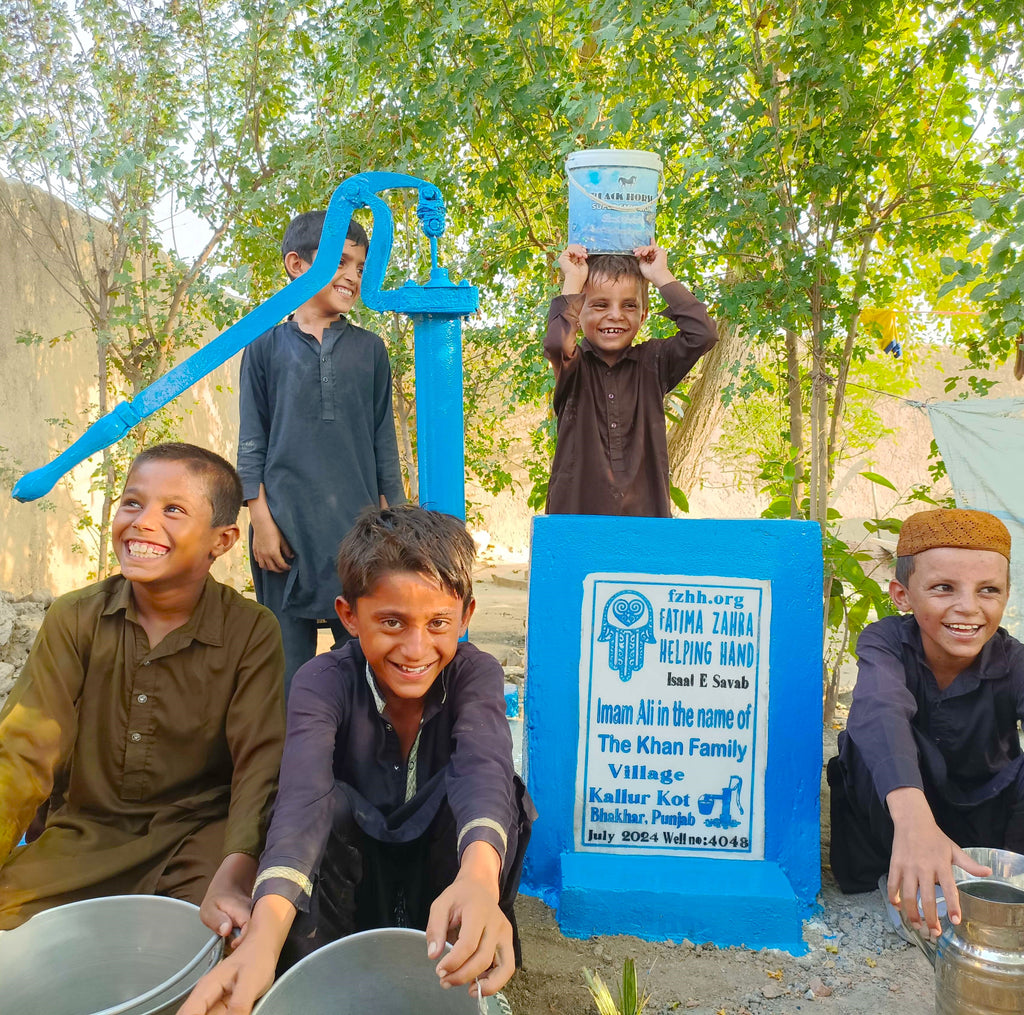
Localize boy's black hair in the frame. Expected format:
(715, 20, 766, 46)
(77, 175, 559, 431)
(585, 253, 649, 312)
(281, 210, 370, 265)
(337, 505, 475, 609)
(127, 443, 243, 527)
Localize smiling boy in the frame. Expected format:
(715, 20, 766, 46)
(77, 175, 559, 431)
(238, 210, 405, 690)
(543, 243, 717, 516)
(0, 444, 284, 932)
(181, 506, 533, 1015)
(828, 509, 1024, 938)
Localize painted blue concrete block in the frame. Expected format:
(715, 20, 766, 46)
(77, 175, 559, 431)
(559, 854, 805, 952)
(523, 515, 823, 952)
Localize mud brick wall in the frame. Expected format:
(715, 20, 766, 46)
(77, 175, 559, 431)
(0, 589, 49, 711)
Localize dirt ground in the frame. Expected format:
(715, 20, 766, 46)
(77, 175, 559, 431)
(469, 562, 937, 1015)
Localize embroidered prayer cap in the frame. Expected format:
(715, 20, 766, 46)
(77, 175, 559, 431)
(897, 508, 1011, 560)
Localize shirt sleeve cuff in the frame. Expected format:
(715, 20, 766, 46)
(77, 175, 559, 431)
(456, 818, 508, 869)
(873, 760, 925, 803)
(240, 478, 262, 504)
(252, 863, 315, 911)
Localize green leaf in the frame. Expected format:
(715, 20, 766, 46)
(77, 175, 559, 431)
(620, 958, 638, 1015)
(860, 471, 897, 491)
(670, 485, 690, 513)
(971, 195, 994, 221)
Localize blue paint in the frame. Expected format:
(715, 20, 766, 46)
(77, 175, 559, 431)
(566, 149, 663, 253)
(523, 515, 822, 952)
(13, 173, 476, 520)
(410, 314, 468, 520)
(504, 682, 519, 719)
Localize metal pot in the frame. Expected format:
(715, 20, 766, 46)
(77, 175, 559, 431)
(252, 927, 510, 1014)
(898, 847, 1024, 1014)
(0, 895, 221, 1015)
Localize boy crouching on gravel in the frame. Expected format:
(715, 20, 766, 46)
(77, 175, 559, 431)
(182, 505, 534, 1014)
(828, 508, 1024, 939)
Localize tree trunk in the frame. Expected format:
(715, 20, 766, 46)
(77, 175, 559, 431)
(808, 280, 829, 530)
(667, 317, 745, 494)
(393, 369, 417, 502)
(785, 328, 804, 518)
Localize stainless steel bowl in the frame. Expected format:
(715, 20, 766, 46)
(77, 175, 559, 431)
(0, 895, 221, 1015)
(252, 927, 510, 1014)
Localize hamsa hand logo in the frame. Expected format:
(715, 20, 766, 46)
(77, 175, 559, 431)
(599, 590, 655, 682)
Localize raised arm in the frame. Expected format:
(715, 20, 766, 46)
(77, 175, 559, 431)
(543, 245, 590, 374)
(634, 246, 718, 391)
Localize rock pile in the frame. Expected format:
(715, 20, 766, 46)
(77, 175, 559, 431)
(0, 589, 51, 710)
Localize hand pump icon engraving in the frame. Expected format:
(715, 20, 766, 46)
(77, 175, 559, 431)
(12, 172, 476, 521)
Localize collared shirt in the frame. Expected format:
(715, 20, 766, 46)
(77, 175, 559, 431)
(253, 641, 516, 911)
(0, 575, 285, 868)
(543, 281, 717, 517)
(237, 318, 406, 618)
(846, 614, 1024, 806)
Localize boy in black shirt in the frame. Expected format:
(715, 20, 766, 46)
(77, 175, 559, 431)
(182, 506, 532, 1014)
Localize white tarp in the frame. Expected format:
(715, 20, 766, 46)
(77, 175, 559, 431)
(928, 398, 1024, 638)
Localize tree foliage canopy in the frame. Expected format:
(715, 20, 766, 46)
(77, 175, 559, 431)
(2, 1, 1022, 695)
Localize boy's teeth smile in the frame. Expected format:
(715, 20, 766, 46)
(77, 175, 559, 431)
(334, 285, 354, 297)
(127, 540, 168, 558)
(945, 623, 982, 635)
(395, 662, 431, 675)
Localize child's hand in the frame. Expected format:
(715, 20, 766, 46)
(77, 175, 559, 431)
(176, 937, 277, 1015)
(179, 895, 296, 1015)
(886, 787, 992, 940)
(425, 843, 514, 998)
(634, 245, 675, 287)
(250, 514, 293, 573)
(558, 245, 589, 295)
(200, 853, 257, 944)
(200, 886, 252, 944)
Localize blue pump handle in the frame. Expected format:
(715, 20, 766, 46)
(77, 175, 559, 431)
(12, 172, 474, 502)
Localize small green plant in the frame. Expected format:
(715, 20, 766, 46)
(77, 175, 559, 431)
(583, 957, 651, 1015)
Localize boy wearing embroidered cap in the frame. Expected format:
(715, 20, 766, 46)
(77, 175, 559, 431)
(828, 508, 1024, 939)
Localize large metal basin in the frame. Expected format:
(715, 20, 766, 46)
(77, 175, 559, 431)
(0, 895, 221, 1015)
(252, 927, 509, 1014)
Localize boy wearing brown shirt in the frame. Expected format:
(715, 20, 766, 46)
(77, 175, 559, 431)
(0, 443, 285, 936)
(543, 244, 717, 516)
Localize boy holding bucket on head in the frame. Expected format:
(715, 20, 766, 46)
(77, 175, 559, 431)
(0, 443, 285, 934)
(181, 506, 533, 1014)
(237, 210, 405, 692)
(828, 508, 1024, 939)
(543, 243, 718, 516)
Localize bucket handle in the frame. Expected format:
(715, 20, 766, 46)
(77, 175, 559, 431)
(92, 931, 221, 1015)
(568, 171, 663, 213)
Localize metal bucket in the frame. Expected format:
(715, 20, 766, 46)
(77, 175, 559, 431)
(0, 895, 221, 1015)
(934, 847, 1024, 1014)
(252, 927, 510, 1014)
